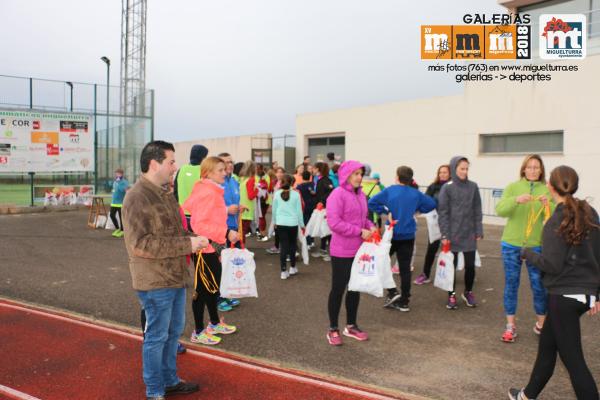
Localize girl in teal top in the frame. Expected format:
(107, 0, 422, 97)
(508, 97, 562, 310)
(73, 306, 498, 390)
(272, 174, 304, 280)
(495, 154, 555, 343)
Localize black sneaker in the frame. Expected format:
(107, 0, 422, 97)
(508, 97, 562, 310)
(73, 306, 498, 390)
(508, 388, 531, 400)
(165, 381, 200, 396)
(391, 299, 410, 312)
(383, 293, 402, 308)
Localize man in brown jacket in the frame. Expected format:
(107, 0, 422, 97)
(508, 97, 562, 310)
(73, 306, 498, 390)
(123, 140, 208, 400)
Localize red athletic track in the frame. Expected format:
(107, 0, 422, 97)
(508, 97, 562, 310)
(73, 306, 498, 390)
(0, 300, 406, 400)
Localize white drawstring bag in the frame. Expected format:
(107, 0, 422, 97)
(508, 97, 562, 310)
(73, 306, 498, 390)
(220, 247, 258, 298)
(434, 244, 455, 292)
(424, 210, 442, 243)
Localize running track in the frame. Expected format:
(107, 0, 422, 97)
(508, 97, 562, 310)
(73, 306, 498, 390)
(0, 300, 408, 400)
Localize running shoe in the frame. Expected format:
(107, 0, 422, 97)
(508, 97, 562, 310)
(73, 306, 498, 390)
(266, 246, 280, 254)
(190, 329, 221, 345)
(391, 263, 400, 274)
(177, 342, 186, 354)
(343, 325, 369, 341)
(502, 325, 517, 343)
(327, 329, 342, 346)
(311, 250, 322, 258)
(289, 267, 298, 276)
(533, 322, 543, 335)
(508, 388, 532, 400)
(323, 255, 331, 262)
(258, 234, 269, 242)
(413, 273, 431, 285)
(383, 293, 402, 308)
(116, 230, 125, 238)
(208, 319, 237, 335)
(391, 299, 410, 312)
(280, 271, 289, 280)
(447, 294, 458, 310)
(112, 229, 122, 237)
(226, 298, 240, 307)
(462, 291, 477, 307)
(217, 300, 233, 312)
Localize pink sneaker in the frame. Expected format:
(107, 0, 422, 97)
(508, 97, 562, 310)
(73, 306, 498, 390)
(343, 325, 368, 341)
(413, 273, 431, 285)
(391, 263, 400, 274)
(326, 329, 342, 346)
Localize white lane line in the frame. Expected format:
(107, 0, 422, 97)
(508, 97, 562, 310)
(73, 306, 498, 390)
(0, 302, 403, 400)
(0, 384, 42, 400)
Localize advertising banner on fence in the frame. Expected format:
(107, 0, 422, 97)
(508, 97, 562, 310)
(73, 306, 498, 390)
(0, 110, 94, 173)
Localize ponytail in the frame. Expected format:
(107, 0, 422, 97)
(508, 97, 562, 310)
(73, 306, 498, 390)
(280, 174, 294, 202)
(559, 194, 598, 246)
(550, 166, 599, 245)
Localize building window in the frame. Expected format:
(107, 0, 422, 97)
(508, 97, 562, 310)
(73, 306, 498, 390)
(479, 131, 564, 154)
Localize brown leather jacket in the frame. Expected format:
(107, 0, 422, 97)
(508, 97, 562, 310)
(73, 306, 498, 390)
(122, 175, 193, 291)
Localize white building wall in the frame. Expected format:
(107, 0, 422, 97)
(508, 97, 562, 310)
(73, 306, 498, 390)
(173, 133, 271, 169)
(296, 54, 600, 208)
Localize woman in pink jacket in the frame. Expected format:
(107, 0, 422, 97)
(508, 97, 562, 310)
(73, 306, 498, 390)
(326, 160, 377, 346)
(184, 156, 240, 346)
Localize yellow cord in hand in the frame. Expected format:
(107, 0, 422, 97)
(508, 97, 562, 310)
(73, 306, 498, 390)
(194, 252, 219, 294)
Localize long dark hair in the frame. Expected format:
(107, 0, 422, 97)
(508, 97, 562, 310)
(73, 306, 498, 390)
(280, 174, 294, 202)
(550, 166, 599, 245)
(433, 164, 450, 185)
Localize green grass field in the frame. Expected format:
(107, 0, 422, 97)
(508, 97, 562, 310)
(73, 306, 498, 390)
(0, 184, 31, 206)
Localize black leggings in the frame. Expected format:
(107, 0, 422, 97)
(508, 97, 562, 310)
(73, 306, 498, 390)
(524, 294, 598, 400)
(276, 225, 298, 271)
(110, 206, 122, 230)
(449, 250, 475, 294)
(320, 235, 331, 251)
(388, 239, 415, 299)
(421, 239, 441, 278)
(327, 257, 360, 330)
(192, 252, 221, 332)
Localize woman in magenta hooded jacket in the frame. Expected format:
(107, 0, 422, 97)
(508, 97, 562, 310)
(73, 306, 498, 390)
(325, 160, 377, 346)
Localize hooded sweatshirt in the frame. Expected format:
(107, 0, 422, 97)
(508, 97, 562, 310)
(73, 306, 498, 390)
(326, 160, 374, 258)
(437, 156, 483, 252)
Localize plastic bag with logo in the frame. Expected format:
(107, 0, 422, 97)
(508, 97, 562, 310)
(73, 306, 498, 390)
(434, 242, 455, 292)
(220, 246, 258, 298)
(348, 241, 384, 297)
(378, 220, 397, 290)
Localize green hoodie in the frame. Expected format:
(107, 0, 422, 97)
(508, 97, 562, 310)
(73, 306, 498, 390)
(495, 178, 555, 247)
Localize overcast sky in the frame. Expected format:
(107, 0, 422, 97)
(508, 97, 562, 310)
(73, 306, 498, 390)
(3, 0, 505, 142)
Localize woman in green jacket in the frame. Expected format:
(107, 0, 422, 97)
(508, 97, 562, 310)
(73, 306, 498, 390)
(495, 154, 554, 343)
(239, 161, 259, 237)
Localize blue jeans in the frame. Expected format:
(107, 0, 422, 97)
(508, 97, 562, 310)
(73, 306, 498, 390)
(137, 287, 186, 397)
(501, 242, 546, 316)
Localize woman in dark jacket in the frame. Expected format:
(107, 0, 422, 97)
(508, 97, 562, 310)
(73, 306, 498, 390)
(509, 165, 600, 400)
(414, 164, 450, 285)
(312, 162, 334, 261)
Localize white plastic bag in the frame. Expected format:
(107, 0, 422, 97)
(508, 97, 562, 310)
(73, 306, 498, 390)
(349, 242, 384, 297)
(456, 251, 482, 270)
(95, 215, 107, 229)
(378, 224, 396, 290)
(424, 210, 442, 243)
(220, 247, 258, 298)
(434, 248, 455, 292)
(297, 230, 309, 265)
(305, 208, 331, 238)
(105, 215, 116, 230)
(267, 218, 275, 238)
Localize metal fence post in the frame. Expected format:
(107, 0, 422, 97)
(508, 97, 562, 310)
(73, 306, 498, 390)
(29, 172, 35, 206)
(94, 84, 98, 194)
(29, 78, 33, 109)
